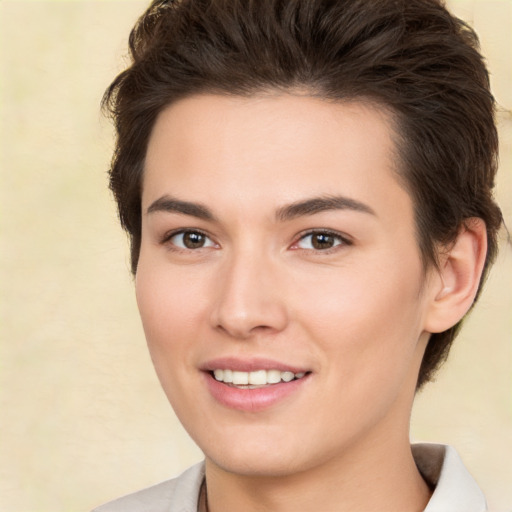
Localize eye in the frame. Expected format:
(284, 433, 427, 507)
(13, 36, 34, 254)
(167, 230, 217, 250)
(295, 231, 350, 251)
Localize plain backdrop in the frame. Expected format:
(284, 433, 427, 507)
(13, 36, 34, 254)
(0, 1, 510, 511)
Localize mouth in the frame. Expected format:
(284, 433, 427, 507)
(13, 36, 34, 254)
(202, 360, 312, 411)
(201, 357, 312, 411)
(210, 369, 309, 389)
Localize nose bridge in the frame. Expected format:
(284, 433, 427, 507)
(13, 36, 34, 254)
(211, 245, 288, 338)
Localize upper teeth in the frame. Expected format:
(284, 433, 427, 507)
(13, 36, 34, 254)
(213, 369, 306, 386)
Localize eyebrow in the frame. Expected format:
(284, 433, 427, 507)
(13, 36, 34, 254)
(146, 194, 376, 222)
(146, 196, 216, 221)
(275, 195, 376, 222)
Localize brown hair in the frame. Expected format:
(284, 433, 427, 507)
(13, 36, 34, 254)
(103, 0, 502, 389)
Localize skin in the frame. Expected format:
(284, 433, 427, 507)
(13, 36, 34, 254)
(136, 93, 486, 511)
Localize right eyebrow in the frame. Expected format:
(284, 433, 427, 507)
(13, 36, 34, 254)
(146, 195, 216, 221)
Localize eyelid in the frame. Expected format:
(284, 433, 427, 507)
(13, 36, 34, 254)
(290, 229, 353, 251)
(160, 228, 218, 249)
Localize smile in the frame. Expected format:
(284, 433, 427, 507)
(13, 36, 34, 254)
(212, 369, 307, 388)
(203, 360, 312, 411)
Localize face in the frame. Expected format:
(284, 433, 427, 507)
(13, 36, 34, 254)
(137, 94, 435, 477)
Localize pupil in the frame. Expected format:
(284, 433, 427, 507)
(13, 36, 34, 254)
(312, 233, 334, 250)
(184, 232, 205, 249)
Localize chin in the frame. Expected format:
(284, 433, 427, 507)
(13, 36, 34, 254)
(207, 450, 308, 478)
(199, 428, 328, 478)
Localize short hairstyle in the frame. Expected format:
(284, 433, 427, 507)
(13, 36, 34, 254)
(103, 0, 502, 389)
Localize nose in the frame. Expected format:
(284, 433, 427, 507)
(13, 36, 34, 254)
(210, 251, 289, 339)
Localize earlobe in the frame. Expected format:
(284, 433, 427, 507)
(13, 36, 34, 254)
(424, 218, 488, 334)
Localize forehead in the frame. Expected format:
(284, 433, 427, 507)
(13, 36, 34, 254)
(143, 93, 411, 222)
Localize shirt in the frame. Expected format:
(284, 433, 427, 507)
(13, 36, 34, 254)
(92, 443, 486, 512)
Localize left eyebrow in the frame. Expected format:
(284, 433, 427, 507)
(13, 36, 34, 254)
(276, 195, 376, 222)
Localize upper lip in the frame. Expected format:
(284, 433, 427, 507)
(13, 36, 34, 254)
(201, 357, 310, 374)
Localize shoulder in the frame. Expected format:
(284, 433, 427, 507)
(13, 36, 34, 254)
(91, 462, 205, 512)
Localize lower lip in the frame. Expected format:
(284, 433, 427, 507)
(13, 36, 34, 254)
(203, 372, 310, 412)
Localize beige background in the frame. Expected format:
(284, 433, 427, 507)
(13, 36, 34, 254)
(0, 1, 510, 511)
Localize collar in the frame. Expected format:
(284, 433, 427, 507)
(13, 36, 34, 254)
(413, 443, 486, 511)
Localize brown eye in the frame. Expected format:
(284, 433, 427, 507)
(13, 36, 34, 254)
(296, 231, 349, 251)
(311, 233, 336, 249)
(183, 232, 206, 248)
(169, 231, 216, 249)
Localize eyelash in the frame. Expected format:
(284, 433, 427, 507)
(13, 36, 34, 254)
(160, 229, 217, 251)
(160, 229, 352, 253)
(292, 229, 353, 253)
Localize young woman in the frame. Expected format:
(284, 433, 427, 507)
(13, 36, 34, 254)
(94, 1, 503, 510)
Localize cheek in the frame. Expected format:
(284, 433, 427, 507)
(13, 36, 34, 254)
(134, 260, 214, 397)
(294, 257, 426, 383)
(136, 260, 210, 340)
(134, 261, 212, 409)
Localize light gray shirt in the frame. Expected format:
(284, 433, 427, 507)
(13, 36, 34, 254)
(92, 443, 486, 512)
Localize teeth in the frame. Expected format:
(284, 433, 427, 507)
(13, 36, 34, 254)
(267, 369, 281, 384)
(281, 371, 294, 382)
(212, 369, 307, 386)
(248, 370, 267, 385)
(232, 371, 249, 385)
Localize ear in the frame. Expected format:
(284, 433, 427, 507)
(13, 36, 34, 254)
(423, 218, 488, 334)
